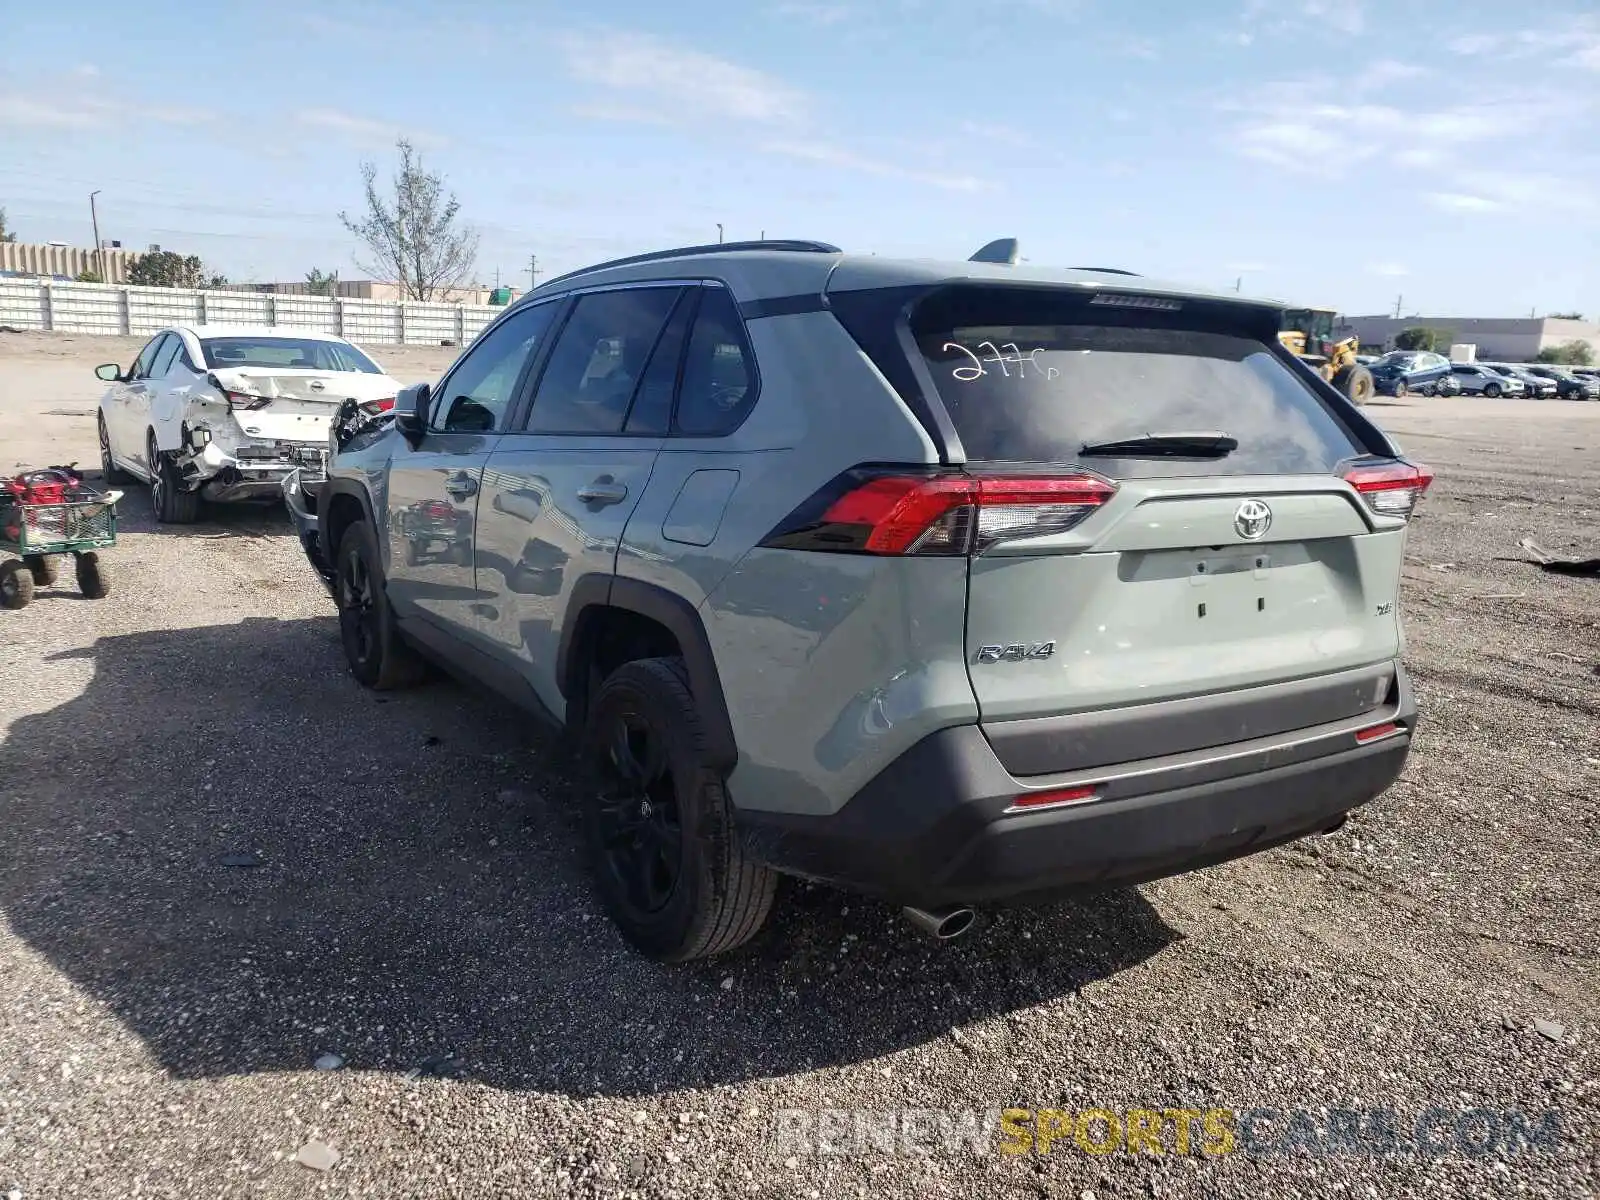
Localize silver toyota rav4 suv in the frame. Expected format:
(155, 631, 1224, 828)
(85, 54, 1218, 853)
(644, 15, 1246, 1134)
(286, 238, 1431, 962)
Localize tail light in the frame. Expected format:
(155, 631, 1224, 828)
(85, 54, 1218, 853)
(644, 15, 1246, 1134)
(760, 468, 1117, 556)
(222, 389, 271, 411)
(1342, 460, 1434, 520)
(361, 397, 397, 415)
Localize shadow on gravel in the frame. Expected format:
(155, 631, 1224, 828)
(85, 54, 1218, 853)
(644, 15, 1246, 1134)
(0, 617, 1177, 1098)
(89, 467, 297, 542)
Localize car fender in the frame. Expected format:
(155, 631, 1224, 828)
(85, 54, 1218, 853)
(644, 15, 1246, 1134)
(558, 574, 739, 770)
(319, 475, 381, 569)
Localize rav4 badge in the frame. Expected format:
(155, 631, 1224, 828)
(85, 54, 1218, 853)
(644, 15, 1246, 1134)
(976, 642, 1055, 663)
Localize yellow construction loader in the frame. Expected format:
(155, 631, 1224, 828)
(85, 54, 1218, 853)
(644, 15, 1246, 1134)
(1278, 307, 1374, 406)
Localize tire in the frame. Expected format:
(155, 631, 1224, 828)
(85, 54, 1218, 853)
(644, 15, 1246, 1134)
(1484, 383, 1501, 399)
(583, 657, 777, 962)
(0, 559, 35, 609)
(23, 554, 58, 586)
(98, 413, 131, 484)
(147, 431, 200, 524)
(75, 551, 109, 599)
(1392, 379, 1408, 399)
(334, 519, 428, 690)
(1332, 363, 1374, 406)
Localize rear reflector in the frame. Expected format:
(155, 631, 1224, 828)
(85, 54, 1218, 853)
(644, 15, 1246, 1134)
(1342, 461, 1434, 520)
(1355, 721, 1402, 743)
(1008, 785, 1099, 811)
(762, 469, 1117, 556)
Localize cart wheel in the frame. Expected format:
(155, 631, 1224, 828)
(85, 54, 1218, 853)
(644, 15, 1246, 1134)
(75, 551, 110, 600)
(23, 554, 60, 586)
(0, 559, 35, 609)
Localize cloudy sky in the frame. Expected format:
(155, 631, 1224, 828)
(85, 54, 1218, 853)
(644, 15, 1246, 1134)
(1, 0, 1596, 316)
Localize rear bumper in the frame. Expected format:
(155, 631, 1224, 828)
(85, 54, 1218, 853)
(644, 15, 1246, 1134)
(738, 667, 1416, 908)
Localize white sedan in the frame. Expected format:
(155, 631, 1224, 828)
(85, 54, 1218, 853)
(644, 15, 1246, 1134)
(95, 324, 403, 523)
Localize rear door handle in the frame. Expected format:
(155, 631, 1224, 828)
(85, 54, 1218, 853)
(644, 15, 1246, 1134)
(576, 479, 628, 506)
(444, 473, 478, 498)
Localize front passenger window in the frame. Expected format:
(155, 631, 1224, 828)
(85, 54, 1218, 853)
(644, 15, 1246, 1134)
(130, 335, 165, 380)
(432, 303, 557, 433)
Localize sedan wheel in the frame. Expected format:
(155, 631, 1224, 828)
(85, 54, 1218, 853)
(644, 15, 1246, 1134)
(98, 414, 129, 483)
(1484, 383, 1501, 398)
(1393, 380, 1408, 398)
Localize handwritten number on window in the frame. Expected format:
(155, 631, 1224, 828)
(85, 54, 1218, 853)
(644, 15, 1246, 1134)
(944, 342, 986, 381)
(941, 342, 1059, 382)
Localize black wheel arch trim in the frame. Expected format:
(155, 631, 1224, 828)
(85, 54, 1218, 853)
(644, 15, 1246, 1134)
(319, 477, 380, 561)
(558, 574, 739, 771)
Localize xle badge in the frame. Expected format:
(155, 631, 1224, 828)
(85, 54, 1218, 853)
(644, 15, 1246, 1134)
(977, 642, 1055, 664)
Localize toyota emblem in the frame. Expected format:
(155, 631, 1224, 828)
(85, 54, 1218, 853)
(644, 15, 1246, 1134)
(1233, 499, 1272, 540)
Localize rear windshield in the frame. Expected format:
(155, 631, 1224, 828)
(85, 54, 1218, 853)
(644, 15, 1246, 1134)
(912, 304, 1364, 477)
(200, 337, 382, 374)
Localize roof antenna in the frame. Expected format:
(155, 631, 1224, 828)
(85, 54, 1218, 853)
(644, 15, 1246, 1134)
(969, 238, 1019, 265)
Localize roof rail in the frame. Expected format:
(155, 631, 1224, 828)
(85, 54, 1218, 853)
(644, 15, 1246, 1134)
(535, 239, 842, 291)
(1071, 266, 1142, 276)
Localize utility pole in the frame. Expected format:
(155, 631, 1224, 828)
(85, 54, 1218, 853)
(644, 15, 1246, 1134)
(89, 190, 103, 282)
(716, 223, 724, 244)
(1393, 294, 1402, 319)
(1234, 276, 1242, 292)
(525, 254, 539, 289)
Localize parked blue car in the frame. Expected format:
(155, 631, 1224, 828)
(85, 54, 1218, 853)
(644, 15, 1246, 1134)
(1369, 350, 1454, 397)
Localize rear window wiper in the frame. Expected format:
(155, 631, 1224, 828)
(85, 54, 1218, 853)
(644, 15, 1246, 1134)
(1079, 431, 1239, 458)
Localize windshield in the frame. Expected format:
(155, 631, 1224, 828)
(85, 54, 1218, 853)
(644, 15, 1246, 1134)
(200, 336, 383, 374)
(1282, 308, 1337, 341)
(912, 294, 1362, 479)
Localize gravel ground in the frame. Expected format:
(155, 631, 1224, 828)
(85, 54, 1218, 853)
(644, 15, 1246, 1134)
(1, 330, 1596, 1200)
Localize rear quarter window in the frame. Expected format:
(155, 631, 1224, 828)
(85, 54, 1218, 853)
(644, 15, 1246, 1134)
(914, 316, 1364, 478)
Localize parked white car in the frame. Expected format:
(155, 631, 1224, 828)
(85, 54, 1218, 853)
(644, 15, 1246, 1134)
(96, 325, 403, 523)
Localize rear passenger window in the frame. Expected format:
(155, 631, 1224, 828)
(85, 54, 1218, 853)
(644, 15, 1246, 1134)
(527, 288, 683, 434)
(674, 288, 757, 436)
(911, 287, 1363, 478)
(624, 291, 694, 435)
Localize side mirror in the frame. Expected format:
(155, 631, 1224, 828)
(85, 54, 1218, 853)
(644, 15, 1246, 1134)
(95, 363, 123, 382)
(395, 382, 431, 443)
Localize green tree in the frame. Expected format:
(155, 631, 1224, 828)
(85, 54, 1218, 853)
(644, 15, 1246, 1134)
(127, 251, 227, 289)
(1393, 327, 1444, 352)
(339, 138, 479, 301)
(75, 270, 102, 283)
(305, 267, 340, 296)
(1533, 340, 1594, 366)
(1548, 312, 1584, 320)
(0, 206, 16, 243)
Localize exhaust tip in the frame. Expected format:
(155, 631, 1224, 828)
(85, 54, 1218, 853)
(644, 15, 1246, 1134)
(903, 905, 977, 941)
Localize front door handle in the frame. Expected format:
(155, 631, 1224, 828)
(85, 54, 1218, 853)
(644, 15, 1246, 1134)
(444, 473, 478, 498)
(576, 478, 628, 506)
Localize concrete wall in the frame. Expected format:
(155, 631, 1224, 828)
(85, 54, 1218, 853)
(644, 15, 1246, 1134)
(218, 279, 513, 304)
(0, 279, 502, 346)
(0, 242, 144, 284)
(1340, 315, 1600, 360)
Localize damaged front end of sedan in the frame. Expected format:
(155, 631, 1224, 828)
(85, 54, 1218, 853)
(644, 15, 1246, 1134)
(283, 395, 400, 594)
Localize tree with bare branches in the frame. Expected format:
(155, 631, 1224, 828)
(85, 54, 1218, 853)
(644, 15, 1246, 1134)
(339, 139, 479, 302)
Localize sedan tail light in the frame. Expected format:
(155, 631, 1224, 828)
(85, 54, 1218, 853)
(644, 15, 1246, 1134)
(360, 397, 397, 416)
